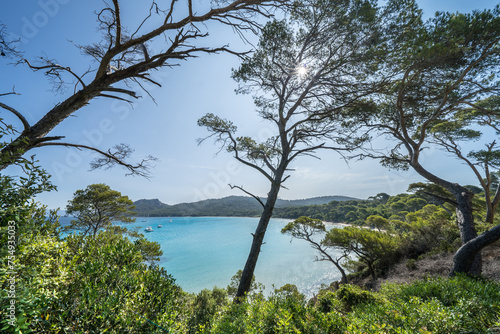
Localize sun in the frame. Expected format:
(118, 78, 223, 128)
(297, 65, 308, 77)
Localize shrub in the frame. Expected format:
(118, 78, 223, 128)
(316, 291, 340, 313)
(335, 284, 380, 312)
(209, 288, 346, 334)
(187, 287, 229, 333)
(36, 232, 184, 333)
(374, 276, 500, 333)
(406, 258, 417, 271)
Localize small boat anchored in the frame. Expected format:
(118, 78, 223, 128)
(157, 224, 163, 228)
(144, 226, 153, 232)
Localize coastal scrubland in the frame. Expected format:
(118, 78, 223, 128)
(2, 173, 499, 333)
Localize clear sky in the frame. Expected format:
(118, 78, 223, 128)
(1, 0, 498, 210)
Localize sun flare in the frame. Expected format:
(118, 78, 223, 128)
(297, 66, 308, 76)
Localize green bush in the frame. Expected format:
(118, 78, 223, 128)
(368, 276, 500, 333)
(187, 287, 229, 333)
(406, 258, 417, 271)
(313, 276, 500, 334)
(0, 169, 62, 333)
(335, 284, 380, 312)
(347, 296, 454, 333)
(316, 290, 341, 313)
(46, 232, 185, 333)
(208, 287, 346, 334)
(0, 232, 70, 333)
(1, 229, 186, 333)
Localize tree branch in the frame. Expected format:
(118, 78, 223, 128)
(97, 93, 134, 104)
(23, 59, 86, 89)
(111, 0, 122, 46)
(0, 102, 30, 134)
(36, 141, 157, 178)
(229, 184, 265, 208)
(420, 190, 458, 207)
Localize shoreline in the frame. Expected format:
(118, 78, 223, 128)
(133, 215, 351, 227)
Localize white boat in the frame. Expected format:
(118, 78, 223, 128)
(144, 226, 153, 232)
(169, 220, 172, 223)
(157, 224, 163, 228)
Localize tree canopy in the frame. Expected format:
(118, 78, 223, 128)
(348, 0, 500, 276)
(199, 0, 388, 299)
(65, 183, 136, 237)
(0, 0, 285, 175)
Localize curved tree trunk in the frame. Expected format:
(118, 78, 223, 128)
(451, 223, 500, 275)
(307, 239, 349, 284)
(410, 162, 482, 275)
(486, 182, 500, 224)
(452, 188, 482, 275)
(329, 258, 348, 284)
(366, 260, 376, 281)
(0, 83, 102, 169)
(317, 248, 348, 284)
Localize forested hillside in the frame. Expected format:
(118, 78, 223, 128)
(133, 195, 358, 217)
(274, 192, 436, 223)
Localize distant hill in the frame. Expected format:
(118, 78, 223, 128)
(133, 195, 359, 217)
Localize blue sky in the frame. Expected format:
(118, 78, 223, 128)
(1, 0, 498, 210)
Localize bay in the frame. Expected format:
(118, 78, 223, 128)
(61, 216, 343, 298)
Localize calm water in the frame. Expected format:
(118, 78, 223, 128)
(61, 216, 343, 297)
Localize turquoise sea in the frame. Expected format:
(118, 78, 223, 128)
(61, 216, 343, 298)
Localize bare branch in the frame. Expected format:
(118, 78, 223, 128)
(37, 141, 158, 178)
(133, 73, 162, 87)
(130, 77, 157, 104)
(0, 23, 21, 58)
(0, 86, 20, 97)
(111, 0, 122, 46)
(420, 190, 458, 207)
(1, 0, 286, 172)
(229, 184, 265, 208)
(23, 58, 86, 90)
(0, 102, 30, 134)
(97, 93, 134, 104)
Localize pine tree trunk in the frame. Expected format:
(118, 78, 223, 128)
(410, 162, 483, 275)
(453, 189, 482, 275)
(235, 174, 282, 300)
(313, 242, 348, 284)
(451, 223, 500, 276)
(0, 85, 100, 169)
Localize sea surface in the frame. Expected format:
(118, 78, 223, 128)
(60, 216, 344, 298)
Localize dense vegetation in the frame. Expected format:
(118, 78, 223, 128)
(2, 164, 499, 332)
(194, 276, 500, 334)
(274, 192, 432, 222)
